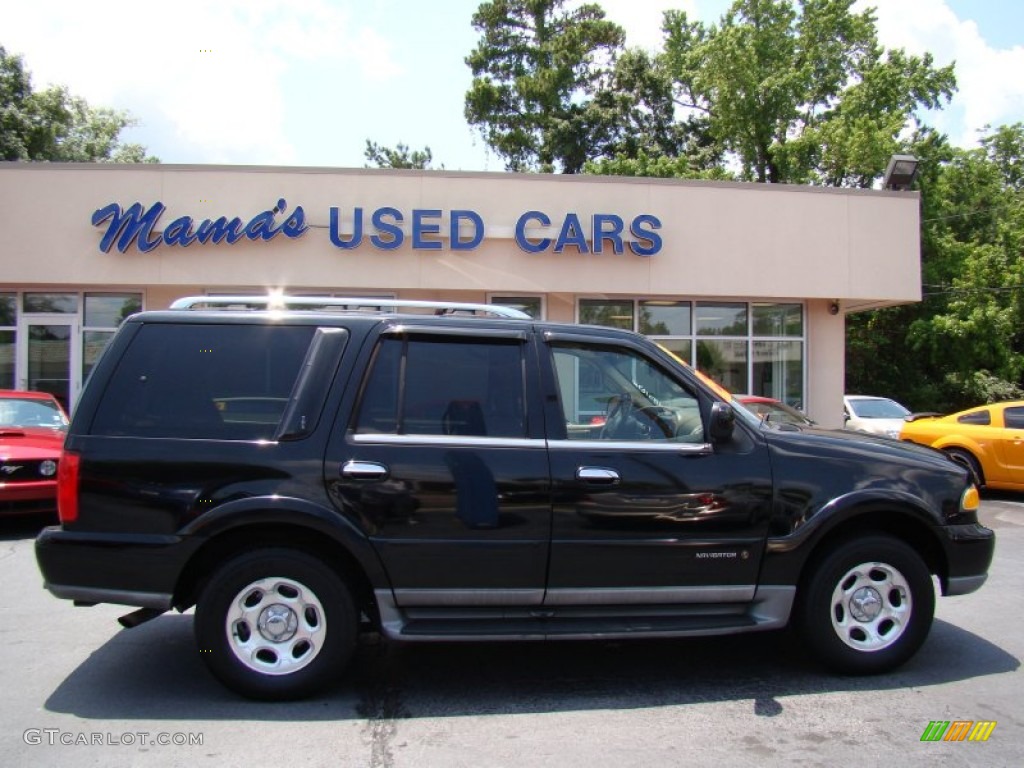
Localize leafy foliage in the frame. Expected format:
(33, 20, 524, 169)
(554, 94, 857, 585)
(464, 0, 625, 173)
(1, 45, 155, 163)
(589, 0, 955, 185)
(847, 125, 1024, 411)
(364, 140, 438, 170)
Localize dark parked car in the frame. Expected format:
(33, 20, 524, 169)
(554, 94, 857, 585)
(0, 389, 69, 517)
(35, 297, 995, 700)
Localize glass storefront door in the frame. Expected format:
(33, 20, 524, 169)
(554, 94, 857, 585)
(17, 316, 79, 412)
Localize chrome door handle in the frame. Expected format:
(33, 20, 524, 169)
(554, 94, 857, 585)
(341, 460, 389, 480)
(576, 466, 620, 484)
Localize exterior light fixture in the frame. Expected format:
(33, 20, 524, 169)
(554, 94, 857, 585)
(883, 154, 919, 191)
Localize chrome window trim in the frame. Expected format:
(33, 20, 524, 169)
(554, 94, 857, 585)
(548, 438, 713, 454)
(351, 434, 542, 448)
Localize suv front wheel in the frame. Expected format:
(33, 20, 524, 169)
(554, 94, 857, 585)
(797, 535, 934, 674)
(194, 548, 357, 700)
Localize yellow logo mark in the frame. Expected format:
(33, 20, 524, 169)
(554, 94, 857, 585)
(921, 720, 996, 742)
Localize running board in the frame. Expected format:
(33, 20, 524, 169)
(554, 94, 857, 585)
(374, 586, 795, 642)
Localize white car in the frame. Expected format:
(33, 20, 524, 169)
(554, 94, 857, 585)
(843, 395, 911, 438)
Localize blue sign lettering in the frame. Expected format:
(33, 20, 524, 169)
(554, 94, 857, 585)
(412, 209, 443, 250)
(94, 200, 661, 256)
(554, 212, 588, 253)
(628, 214, 662, 257)
(515, 210, 662, 256)
(450, 210, 484, 250)
(92, 199, 308, 253)
(515, 211, 551, 253)
(592, 214, 625, 254)
(371, 207, 404, 250)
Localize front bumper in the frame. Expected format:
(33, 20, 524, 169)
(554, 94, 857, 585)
(938, 522, 995, 596)
(0, 481, 57, 516)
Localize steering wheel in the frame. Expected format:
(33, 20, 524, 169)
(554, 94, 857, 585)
(601, 392, 633, 439)
(634, 405, 677, 438)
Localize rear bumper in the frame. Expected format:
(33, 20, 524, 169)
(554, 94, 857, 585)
(35, 526, 194, 609)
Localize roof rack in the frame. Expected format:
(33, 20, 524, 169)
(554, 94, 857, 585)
(168, 295, 532, 319)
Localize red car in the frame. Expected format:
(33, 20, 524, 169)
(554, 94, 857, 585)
(0, 390, 69, 517)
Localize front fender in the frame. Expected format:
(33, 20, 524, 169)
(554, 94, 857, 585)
(759, 489, 944, 584)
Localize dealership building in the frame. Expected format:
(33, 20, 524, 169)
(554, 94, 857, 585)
(0, 163, 921, 426)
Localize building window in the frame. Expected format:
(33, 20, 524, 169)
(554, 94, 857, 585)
(696, 339, 748, 394)
(696, 302, 748, 336)
(83, 293, 142, 382)
(0, 294, 15, 389)
(639, 300, 691, 336)
(576, 298, 805, 408)
(23, 293, 79, 314)
(491, 296, 543, 319)
(579, 299, 634, 329)
(750, 303, 804, 407)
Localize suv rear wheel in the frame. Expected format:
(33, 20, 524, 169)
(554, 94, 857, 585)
(194, 548, 357, 700)
(797, 535, 934, 674)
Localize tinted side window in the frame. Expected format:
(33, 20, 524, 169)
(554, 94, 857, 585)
(1004, 407, 1024, 429)
(355, 336, 526, 438)
(91, 324, 316, 439)
(958, 410, 991, 426)
(551, 342, 703, 442)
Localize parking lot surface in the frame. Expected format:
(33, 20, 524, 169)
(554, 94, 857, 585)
(2, 498, 1022, 767)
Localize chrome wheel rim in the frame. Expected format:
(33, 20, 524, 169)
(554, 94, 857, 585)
(829, 561, 912, 652)
(225, 576, 326, 675)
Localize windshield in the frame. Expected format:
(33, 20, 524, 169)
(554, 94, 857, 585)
(848, 398, 910, 419)
(0, 397, 69, 430)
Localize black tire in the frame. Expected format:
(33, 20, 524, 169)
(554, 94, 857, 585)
(796, 535, 934, 674)
(194, 548, 357, 700)
(944, 447, 984, 488)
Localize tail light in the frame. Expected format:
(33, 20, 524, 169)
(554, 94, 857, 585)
(57, 449, 81, 524)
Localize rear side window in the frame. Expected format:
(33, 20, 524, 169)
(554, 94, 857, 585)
(958, 410, 991, 426)
(91, 324, 317, 439)
(355, 336, 526, 438)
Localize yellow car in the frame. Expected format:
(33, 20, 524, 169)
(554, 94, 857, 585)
(899, 400, 1024, 490)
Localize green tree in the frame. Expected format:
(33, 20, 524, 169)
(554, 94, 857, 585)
(464, 0, 625, 173)
(590, 0, 955, 186)
(364, 140, 439, 170)
(847, 125, 1024, 411)
(1, 45, 155, 162)
(584, 48, 727, 179)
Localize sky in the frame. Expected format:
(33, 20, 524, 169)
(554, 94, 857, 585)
(4, 0, 1024, 171)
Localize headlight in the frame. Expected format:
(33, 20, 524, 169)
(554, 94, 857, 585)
(39, 460, 57, 477)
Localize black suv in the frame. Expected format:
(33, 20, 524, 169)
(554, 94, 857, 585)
(36, 297, 995, 700)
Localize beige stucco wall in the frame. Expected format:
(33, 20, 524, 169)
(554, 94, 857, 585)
(0, 163, 919, 303)
(0, 162, 921, 427)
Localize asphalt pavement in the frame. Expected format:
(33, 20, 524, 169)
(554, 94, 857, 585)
(2, 497, 1022, 767)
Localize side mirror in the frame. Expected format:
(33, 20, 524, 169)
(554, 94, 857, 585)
(709, 401, 735, 443)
